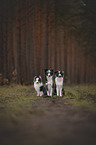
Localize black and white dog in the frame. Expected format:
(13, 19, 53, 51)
(34, 76, 47, 96)
(55, 71, 64, 96)
(45, 69, 54, 96)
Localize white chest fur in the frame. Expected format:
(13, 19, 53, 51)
(55, 77, 63, 86)
(46, 76, 53, 85)
(34, 82, 43, 96)
(34, 82, 43, 90)
(46, 76, 53, 96)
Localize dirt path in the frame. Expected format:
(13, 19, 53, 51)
(0, 96, 96, 145)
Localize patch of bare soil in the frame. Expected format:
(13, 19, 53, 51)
(0, 97, 96, 145)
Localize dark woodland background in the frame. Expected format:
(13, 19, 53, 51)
(0, 0, 96, 84)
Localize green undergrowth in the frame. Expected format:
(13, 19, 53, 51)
(65, 84, 96, 111)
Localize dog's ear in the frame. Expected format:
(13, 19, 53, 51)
(62, 71, 64, 77)
(33, 76, 37, 82)
(44, 69, 48, 73)
(51, 69, 54, 72)
(54, 71, 58, 74)
(54, 71, 58, 77)
(39, 76, 42, 80)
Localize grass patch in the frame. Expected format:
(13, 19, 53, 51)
(65, 84, 96, 110)
(0, 84, 96, 124)
(0, 85, 43, 123)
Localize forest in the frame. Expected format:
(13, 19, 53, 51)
(0, 1, 96, 145)
(0, 0, 96, 84)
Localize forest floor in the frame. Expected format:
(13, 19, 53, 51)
(0, 84, 96, 145)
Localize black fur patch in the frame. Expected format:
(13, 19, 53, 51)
(34, 76, 41, 82)
(45, 69, 53, 77)
(54, 84, 57, 95)
(55, 71, 64, 77)
(40, 85, 47, 95)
